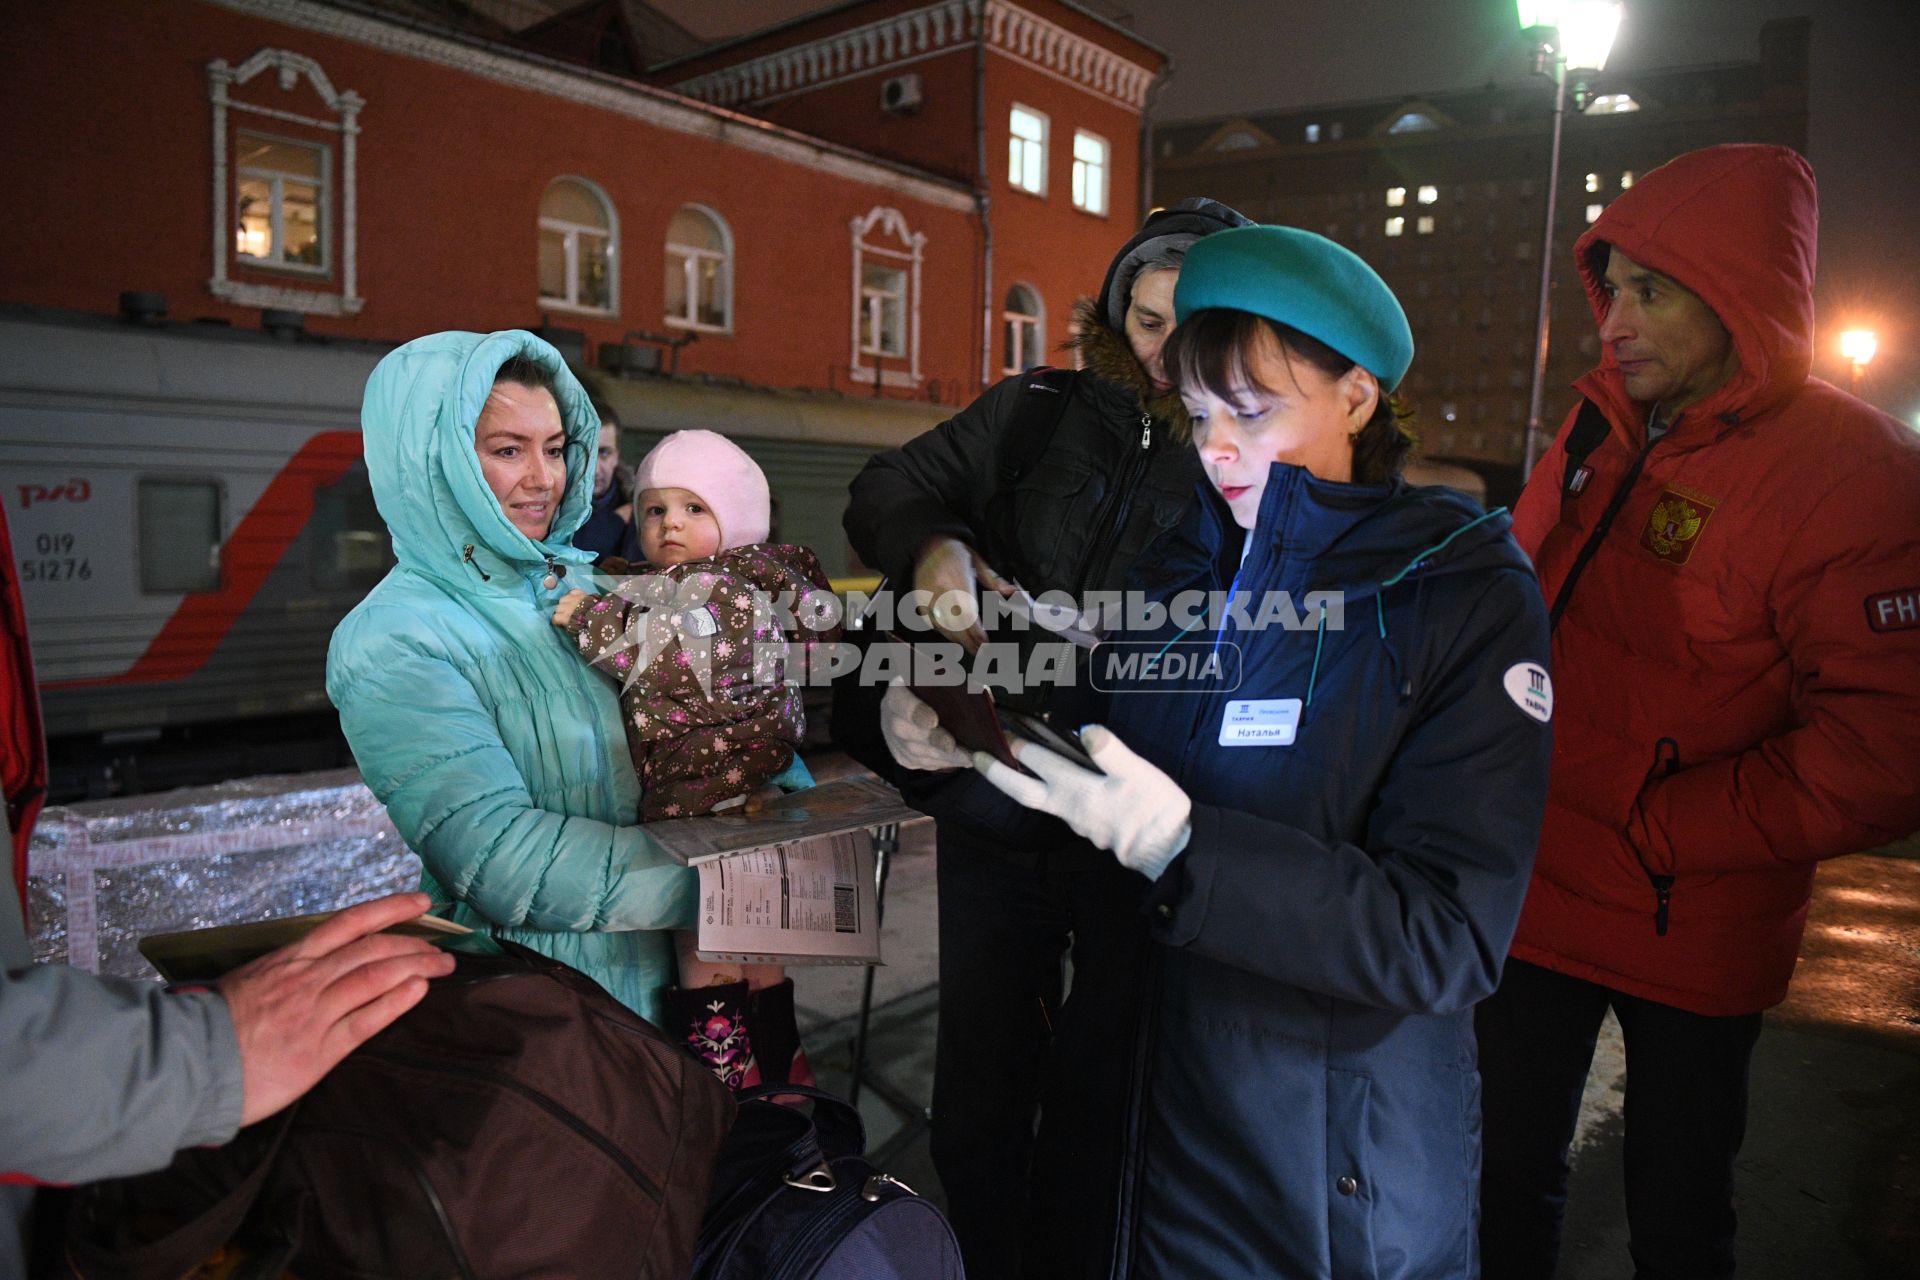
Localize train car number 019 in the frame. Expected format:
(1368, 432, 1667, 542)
(20, 532, 91, 582)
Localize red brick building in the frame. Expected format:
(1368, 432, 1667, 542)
(2, 0, 1161, 397)
(0, 0, 1166, 572)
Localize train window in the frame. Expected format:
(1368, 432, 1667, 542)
(138, 480, 222, 593)
(310, 472, 395, 593)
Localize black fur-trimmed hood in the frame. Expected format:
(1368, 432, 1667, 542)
(1065, 296, 1191, 440)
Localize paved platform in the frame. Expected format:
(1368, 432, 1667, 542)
(790, 804, 1920, 1276)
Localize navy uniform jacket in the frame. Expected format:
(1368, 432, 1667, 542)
(1104, 463, 1552, 1280)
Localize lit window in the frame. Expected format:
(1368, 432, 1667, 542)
(235, 131, 327, 271)
(1385, 217, 1405, 237)
(1589, 93, 1641, 114)
(1441, 401, 1458, 422)
(1388, 111, 1439, 134)
(1417, 185, 1438, 204)
(139, 479, 222, 593)
(1585, 172, 1600, 193)
(1002, 284, 1044, 375)
(1386, 186, 1407, 207)
(664, 205, 731, 331)
(1305, 123, 1321, 143)
(1620, 170, 1635, 189)
(1585, 203, 1604, 224)
(1009, 104, 1048, 195)
(1416, 215, 1435, 235)
(209, 49, 363, 315)
(1072, 131, 1109, 215)
(538, 177, 617, 314)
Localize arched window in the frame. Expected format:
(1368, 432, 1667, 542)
(665, 204, 732, 331)
(538, 177, 616, 314)
(1002, 284, 1044, 375)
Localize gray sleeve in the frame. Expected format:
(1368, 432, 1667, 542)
(2, 877, 245, 1182)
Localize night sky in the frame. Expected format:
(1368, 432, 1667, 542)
(661, 1, 1920, 423)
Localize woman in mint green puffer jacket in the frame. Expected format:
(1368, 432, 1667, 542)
(328, 330, 801, 1022)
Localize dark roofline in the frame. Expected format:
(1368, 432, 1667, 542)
(650, 0, 1165, 76)
(1156, 27, 1795, 135)
(308, 0, 972, 198)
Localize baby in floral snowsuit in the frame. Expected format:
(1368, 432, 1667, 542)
(552, 429, 837, 1089)
(554, 430, 836, 820)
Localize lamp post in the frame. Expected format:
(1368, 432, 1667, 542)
(1839, 328, 1878, 397)
(1518, 0, 1623, 483)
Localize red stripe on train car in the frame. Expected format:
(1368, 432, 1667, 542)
(44, 431, 364, 689)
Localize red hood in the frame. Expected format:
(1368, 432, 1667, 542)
(1573, 143, 1818, 441)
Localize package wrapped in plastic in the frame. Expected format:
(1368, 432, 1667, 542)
(25, 768, 421, 980)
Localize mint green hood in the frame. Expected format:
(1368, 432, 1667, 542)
(362, 329, 600, 587)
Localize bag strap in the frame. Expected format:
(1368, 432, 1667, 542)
(1560, 398, 1611, 494)
(733, 1084, 868, 1160)
(994, 367, 1079, 487)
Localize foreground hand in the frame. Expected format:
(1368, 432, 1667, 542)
(911, 536, 1016, 650)
(220, 892, 456, 1126)
(881, 681, 971, 772)
(974, 726, 1192, 879)
(552, 589, 593, 627)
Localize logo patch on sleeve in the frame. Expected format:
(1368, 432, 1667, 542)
(1503, 662, 1553, 723)
(1866, 588, 1920, 633)
(1640, 488, 1717, 566)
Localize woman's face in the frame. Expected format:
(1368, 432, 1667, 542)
(638, 486, 722, 566)
(1123, 268, 1179, 394)
(474, 380, 567, 542)
(1181, 327, 1374, 530)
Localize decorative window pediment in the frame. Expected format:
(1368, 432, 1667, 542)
(850, 207, 924, 387)
(207, 49, 363, 316)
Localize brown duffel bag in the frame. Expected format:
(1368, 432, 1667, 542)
(57, 943, 735, 1280)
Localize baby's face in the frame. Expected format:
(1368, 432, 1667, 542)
(638, 486, 722, 566)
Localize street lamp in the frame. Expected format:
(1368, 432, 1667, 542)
(1518, 0, 1623, 483)
(1839, 328, 1878, 397)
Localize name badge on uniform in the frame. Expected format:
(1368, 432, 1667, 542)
(1218, 698, 1302, 747)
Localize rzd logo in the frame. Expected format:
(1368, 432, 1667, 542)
(17, 479, 93, 509)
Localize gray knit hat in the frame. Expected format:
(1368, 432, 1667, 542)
(1099, 197, 1253, 332)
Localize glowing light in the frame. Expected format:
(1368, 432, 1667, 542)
(1840, 329, 1878, 367)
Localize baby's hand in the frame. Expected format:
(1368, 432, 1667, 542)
(552, 589, 593, 627)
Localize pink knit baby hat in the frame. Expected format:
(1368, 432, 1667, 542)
(632, 429, 770, 549)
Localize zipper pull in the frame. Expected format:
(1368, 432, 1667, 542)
(462, 544, 490, 582)
(1652, 875, 1674, 936)
(542, 555, 565, 590)
(1140, 414, 1152, 450)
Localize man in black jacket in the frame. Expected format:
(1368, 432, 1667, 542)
(843, 197, 1247, 1280)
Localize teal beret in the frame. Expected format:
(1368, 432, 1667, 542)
(1173, 225, 1415, 391)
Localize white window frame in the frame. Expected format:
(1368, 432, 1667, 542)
(1008, 103, 1049, 197)
(850, 206, 925, 387)
(1071, 129, 1109, 217)
(234, 129, 330, 275)
(207, 48, 363, 316)
(664, 203, 733, 334)
(1002, 283, 1045, 376)
(538, 176, 619, 317)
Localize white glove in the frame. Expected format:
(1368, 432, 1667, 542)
(974, 726, 1192, 880)
(880, 681, 971, 772)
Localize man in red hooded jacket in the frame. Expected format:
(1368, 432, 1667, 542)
(1476, 143, 1920, 1278)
